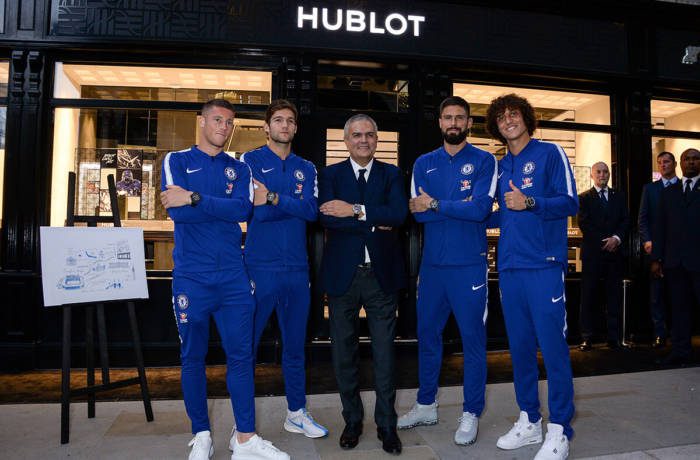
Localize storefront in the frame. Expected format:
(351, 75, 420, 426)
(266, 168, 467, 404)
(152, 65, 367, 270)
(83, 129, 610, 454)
(1, 0, 699, 369)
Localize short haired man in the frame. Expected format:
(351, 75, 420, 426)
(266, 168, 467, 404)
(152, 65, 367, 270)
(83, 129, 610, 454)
(240, 99, 328, 439)
(485, 93, 578, 460)
(319, 114, 408, 454)
(652, 148, 700, 366)
(160, 99, 289, 460)
(577, 162, 629, 351)
(401, 96, 497, 446)
(638, 151, 677, 347)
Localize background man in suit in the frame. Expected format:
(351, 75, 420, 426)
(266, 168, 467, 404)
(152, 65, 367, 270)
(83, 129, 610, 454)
(577, 161, 630, 351)
(652, 148, 700, 365)
(638, 151, 678, 348)
(319, 114, 408, 454)
(400, 96, 497, 446)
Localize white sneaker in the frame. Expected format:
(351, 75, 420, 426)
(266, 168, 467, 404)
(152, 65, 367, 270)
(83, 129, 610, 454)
(397, 402, 438, 429)
(228, 424, 237, 452)
(533, 423, 569, 460)
(231, 434, 290, 460)
(454, 412, 478, 445)
(283, 408, 329, 438)
(497, 411, 543, 450)
(188, 430, 214, 460)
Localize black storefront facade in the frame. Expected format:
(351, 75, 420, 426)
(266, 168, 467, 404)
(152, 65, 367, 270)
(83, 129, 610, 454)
(1, 0, 699, 370)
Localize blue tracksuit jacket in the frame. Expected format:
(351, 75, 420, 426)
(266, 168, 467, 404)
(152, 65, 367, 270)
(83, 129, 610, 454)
(161, 145, 253, 272)
(496, 139, 578, 270)
(411, 144, 498, 266)
(240, 145, 318, 270)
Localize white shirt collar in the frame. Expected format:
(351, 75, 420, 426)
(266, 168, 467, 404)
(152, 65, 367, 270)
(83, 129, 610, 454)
(349, 157, 374, 180)
(662, 176, 678, 187)
(682, 175, 699, 188)
(593, 184, 609, 193)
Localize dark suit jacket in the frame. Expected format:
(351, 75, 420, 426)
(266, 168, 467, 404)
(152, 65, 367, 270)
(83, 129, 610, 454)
(638, 179, 666, 244)
(652, 179, 700, 271)
(578, 187, 630, 262)
(319, 159, 408, 296)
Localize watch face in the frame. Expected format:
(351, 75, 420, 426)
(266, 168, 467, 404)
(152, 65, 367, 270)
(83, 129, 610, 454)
(191, 192, 201, 206)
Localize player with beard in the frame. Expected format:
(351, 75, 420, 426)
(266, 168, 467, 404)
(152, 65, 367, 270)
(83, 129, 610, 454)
(240, 100, 328, 441)
(401, 96, 497, 446)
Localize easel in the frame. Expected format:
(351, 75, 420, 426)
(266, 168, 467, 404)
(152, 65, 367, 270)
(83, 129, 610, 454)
(60, 172, 153, 444)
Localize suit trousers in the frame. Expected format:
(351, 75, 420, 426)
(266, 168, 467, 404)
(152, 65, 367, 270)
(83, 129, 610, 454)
(328, 265, 398, 428)
(580, 254, 623, 342)
(649, 271, 668, 339)
(665, 267, 700, 358)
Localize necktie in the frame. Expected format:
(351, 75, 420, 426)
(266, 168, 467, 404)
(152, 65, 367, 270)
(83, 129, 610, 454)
(599, 189, 607, 205)
(358, 169, 367, 204)
(684, 179, 692, 196)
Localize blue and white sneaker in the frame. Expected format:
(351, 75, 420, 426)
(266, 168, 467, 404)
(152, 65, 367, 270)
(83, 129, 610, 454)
(283, 408, 329, 438)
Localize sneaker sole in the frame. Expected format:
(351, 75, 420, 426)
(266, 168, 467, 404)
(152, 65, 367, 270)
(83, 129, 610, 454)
(397, 419, 439, 430)
(190, 445, 214, 459)
(496, 436, 543, 450)
(283, 420, 329, 438)
(454, 438, 477, 446)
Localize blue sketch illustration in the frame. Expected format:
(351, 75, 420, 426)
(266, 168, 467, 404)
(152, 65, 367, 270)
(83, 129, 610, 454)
(56, 240, 135, 293)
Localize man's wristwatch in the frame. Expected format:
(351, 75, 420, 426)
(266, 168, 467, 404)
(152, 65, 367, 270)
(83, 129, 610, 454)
(265, 191, 278, 206)
(190, 191, 201, 207)
(429, 199, 439, 211)
(525, 196, 536, 210)
(352, 204, 364, 219)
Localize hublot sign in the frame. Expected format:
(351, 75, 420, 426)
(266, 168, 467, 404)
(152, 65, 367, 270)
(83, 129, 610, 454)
(297, 6, 426, 37)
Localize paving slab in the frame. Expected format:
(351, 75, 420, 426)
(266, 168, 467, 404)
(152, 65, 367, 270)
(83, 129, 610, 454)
(0, 368, 698, 459)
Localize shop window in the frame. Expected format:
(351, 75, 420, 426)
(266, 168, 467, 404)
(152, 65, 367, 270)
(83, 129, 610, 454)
(50, 63, 271, 269)
(454, 83, 612, 194)
(651, 100, 700, 180)
(455, 84, 610, 125)
(0, 60, 8, 227)
(54, 64, 271, 104)
(317, 59, 410, 113)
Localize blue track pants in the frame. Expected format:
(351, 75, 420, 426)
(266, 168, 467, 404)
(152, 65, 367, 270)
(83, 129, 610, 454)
(499, 267, 575, 439)
(416, 264, 488, 415)
(172, 267, 256, 434)
(249, 269, 310, 412)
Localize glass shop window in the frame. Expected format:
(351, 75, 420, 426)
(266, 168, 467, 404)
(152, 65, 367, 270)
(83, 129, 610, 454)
(651, 100, 700, 180)
(50, 63, 272, 229)
(0, 60, 8, 227)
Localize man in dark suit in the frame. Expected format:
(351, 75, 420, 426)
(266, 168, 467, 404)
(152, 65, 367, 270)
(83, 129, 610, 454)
(578, 161, 630, 350)
(638, 151, 678, 348)
(318, 114, 408, 454)
(652, 148, 700, 365)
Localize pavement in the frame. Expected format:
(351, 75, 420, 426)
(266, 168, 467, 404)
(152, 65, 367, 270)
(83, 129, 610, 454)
(1, 367, 699, 459)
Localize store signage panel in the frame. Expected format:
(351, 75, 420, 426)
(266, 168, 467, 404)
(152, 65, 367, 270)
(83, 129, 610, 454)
(48, 0, 626, 74)
(296, 6, 425, 37)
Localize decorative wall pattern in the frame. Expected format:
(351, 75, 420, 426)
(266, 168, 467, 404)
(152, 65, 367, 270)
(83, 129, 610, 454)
(49, 0, 628, 74)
